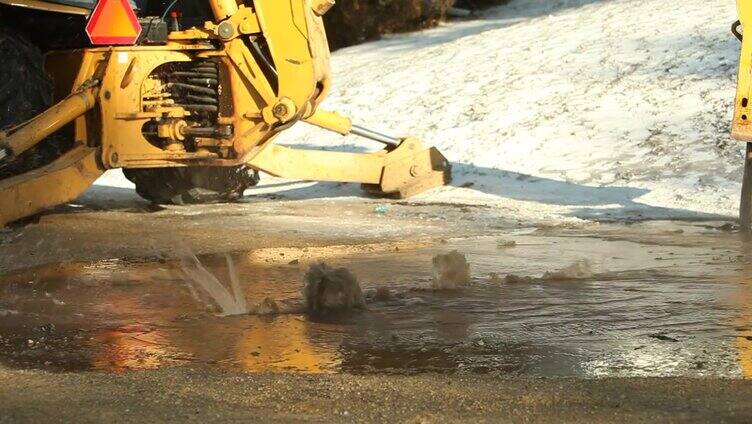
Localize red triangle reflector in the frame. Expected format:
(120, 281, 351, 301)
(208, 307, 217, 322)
(86, 0, 142, 45)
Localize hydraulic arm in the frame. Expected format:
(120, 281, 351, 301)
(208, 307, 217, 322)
(0, 0, 451, 226)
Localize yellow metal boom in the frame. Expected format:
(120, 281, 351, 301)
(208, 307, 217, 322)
(0, 0, 451, 226)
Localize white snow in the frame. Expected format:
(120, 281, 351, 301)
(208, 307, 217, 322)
(93, 0, 744, 222)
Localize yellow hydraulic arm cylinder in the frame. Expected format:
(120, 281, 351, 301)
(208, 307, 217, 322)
(304, 109, 400, 146)
(248, 108, 452, 198)
(0, 86, 98, 162)
(209, 0, 238, 20)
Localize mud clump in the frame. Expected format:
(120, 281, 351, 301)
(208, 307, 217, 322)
(304, 262, 365, 315)
(364, 287, 392, 302)
(496, 238, 516, 249)
(250, 297, 280, 315)
(542, 259, 593, 280)
(503, 274, 535, 284)
(432, 250, 471, 289)
(489, 272, 533, 284)
(487, 260, 592, 285)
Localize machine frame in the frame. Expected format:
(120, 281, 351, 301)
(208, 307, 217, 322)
(0, 0, 450, 225)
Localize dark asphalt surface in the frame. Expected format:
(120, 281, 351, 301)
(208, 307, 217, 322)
(2, 366, 752, 423)
(3, 199, 752, 422)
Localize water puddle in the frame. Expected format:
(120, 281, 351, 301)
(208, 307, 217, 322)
(2, 223, 752, 377)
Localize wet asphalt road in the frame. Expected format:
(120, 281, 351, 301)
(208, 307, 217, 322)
(3, 198, 752, 421)
(2, 367, 752, 423)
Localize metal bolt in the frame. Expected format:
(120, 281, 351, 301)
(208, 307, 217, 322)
(272, 104, 289, 119)
(218, 22, 235, 40)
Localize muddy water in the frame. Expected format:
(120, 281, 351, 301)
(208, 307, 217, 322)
(2, 222, 752, 377)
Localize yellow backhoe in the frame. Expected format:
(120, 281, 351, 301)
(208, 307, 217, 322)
(0, 0, 451, 225)
(735, 1, 752, 228)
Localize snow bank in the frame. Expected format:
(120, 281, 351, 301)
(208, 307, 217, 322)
(273, 0, 742, 220)
(93, 0, 743, 222)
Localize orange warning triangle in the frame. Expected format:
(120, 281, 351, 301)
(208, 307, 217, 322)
(86, 0, 142, 45)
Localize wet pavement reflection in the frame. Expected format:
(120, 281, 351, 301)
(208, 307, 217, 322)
(2, 222, 752, 377)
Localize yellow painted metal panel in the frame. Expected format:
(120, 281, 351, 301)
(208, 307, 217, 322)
(733, 1, 752, 141)
(0, 146, 103, 226)
(248, 144, 384, 183)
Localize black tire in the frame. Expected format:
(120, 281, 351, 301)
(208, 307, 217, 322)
(0, 26, 72, 180)
(123, 166, 260, 205)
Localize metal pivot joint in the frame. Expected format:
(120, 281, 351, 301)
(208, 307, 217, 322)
(246, 108, 453, 198)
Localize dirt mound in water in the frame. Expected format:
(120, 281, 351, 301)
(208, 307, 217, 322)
(432, 250, 471, 289)
(503, 274, 534, 284)
(250, 297, 280, 315)
(488, 259, 593, 284)
(304, 262, 365, 315)
(489, 272, 533, 284)
(541, 259, 593, 280)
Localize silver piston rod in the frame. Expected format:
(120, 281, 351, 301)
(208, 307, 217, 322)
(303, 109, 401, 147)
(350, 125, 400, 146)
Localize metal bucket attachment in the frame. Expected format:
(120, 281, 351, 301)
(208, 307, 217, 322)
(362, 138, 452, 198)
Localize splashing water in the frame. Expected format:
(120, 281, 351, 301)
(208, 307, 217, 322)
(180, 252, 248, 316)
(541, 259, 594, 281)
(488, 259, 595, 285)
(432, 250, 471, 289)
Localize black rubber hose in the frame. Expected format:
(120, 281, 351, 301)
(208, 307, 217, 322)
(186, 78, 218, 86)
(160, 0, 180, 21)
(178, 104, 218, 112)
(186, 94, 218, 104)
(192, 65, 218, 71)
(181, 127, 219, 136)
(171, 71, 218, 78)
(166, 83, 216, 95)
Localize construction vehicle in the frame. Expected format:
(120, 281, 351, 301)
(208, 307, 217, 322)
(0, 0, 451, 226)
(735, 1, 752, 229)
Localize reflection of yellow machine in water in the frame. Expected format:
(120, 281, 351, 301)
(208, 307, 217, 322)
(83, 256, 342, 373)
(0, 0, 450, 225)
(735, 255, 752, 379)
(92, 316, 341, 373)
(0, 258, 341, 372)
(736, 298, 752, 378)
